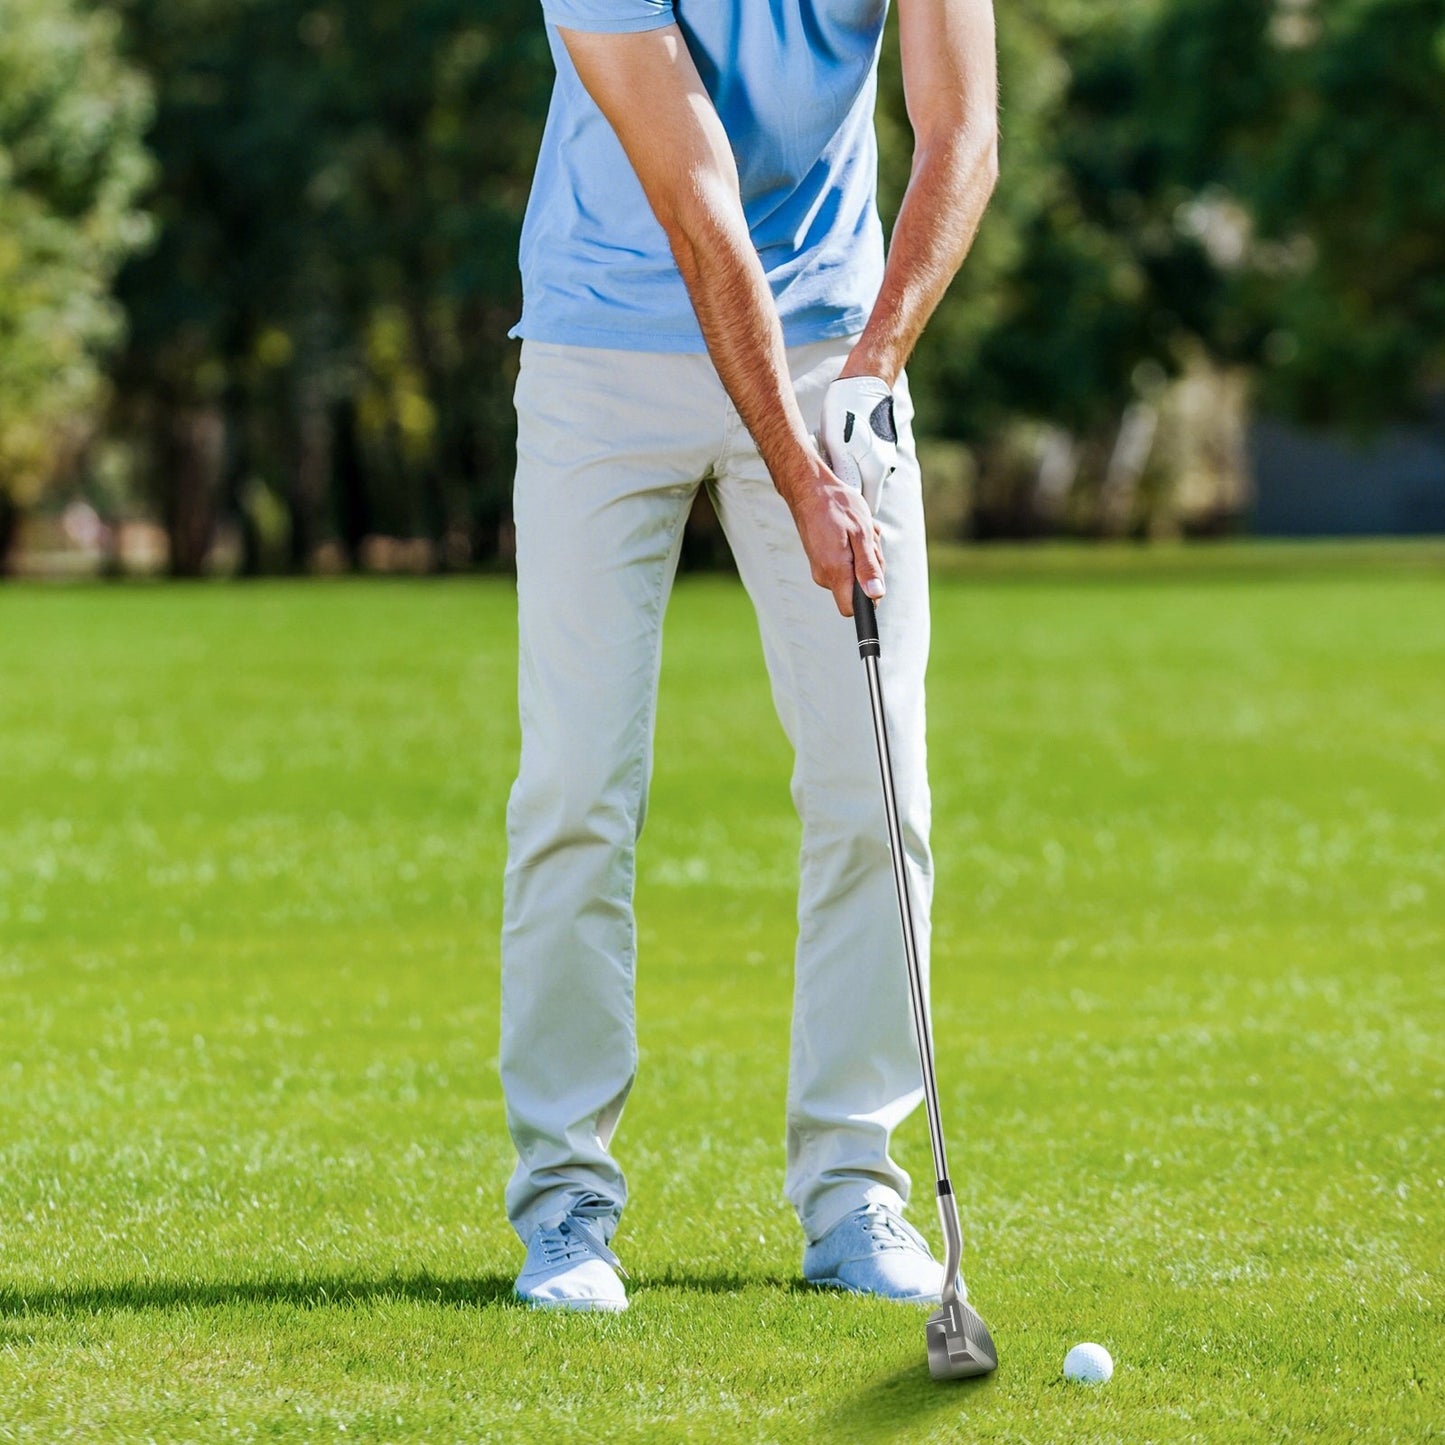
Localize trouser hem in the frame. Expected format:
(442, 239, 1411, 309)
(510, 1182, 624, 1246)
(800, 1180, 908, 1246)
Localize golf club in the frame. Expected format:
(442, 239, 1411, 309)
(851, 580, 998, 1382)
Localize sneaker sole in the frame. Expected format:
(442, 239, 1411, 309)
(516, 1292, 628, 1313)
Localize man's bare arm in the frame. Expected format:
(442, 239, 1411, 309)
(558, 25, 884, 614)
(841, 0, 999, 386)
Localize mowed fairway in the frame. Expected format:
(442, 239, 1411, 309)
(1, 547, 1441, 1443)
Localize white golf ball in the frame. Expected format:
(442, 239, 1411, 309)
(1063, 1342, 1113, 1384)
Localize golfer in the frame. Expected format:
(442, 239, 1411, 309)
(503, 0, 998, 1310)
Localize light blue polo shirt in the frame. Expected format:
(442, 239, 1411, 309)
(512, 0, 890, 352)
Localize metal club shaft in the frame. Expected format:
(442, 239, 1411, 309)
(853, 583, 965, 1309)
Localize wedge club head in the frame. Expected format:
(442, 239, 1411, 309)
(926, 1299, 998, 1381)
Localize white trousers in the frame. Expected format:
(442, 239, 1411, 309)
(501, 337, 933, 1245)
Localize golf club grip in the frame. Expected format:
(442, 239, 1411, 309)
(853, 582, 881, 658)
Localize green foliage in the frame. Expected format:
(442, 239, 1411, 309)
(0, 556, 1441, 1436)
(890, 0, 1221, 441)
(901, 0, 1445, 441)
(8, 0, 1439, 562)
(113, 0, 551, 568)
(0, 0, 152, 508)
(1120, 0, 1445, 426)
(1239, 0, 1445, 424)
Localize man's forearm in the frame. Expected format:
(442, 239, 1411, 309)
(844, 0, 1000, 387)
(663, 190, 825, 511)
(654, 172, 886, 614)
(842, 126, 998, 387)
(661, 197, 885, 613)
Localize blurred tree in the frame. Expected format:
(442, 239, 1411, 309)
(307, 0, 551, 563)
(113, 0, 549, 574)
(0, 0, 153, 571)
(1139, 0, 1445, 427)
(879, 0, 1212, 533)
(96, 0, 1442, 566)
(892, 0, 1444, 535)
(111, 0, 322, 574)
(878, 3, 1148, 442)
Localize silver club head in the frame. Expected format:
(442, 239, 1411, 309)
(926, 1299, 998, 1381)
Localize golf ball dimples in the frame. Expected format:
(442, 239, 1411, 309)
(1064, 1342, 1113, 1384)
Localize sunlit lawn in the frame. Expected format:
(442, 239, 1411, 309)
(1, 544, 1441, 1441)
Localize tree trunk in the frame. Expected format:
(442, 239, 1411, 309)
(287, 381, 329, 574)
(0, 492, 20, 577)
(331, 395, 371, 570)
(403, 294, 451, 572)
(222, 383, 264, 577)
(160, 403, 223, 578)
(1098, 402, 1159, 538)
(466, 305, 521, 565)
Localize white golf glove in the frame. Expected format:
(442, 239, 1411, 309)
(820, 374, 897, 515)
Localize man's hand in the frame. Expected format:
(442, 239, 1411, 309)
(821, 375, 898, 515)
(786, 457, 886, 616)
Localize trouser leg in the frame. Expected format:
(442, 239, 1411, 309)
(501, 341, 718, 1242)
(710, 339, 934, 1244)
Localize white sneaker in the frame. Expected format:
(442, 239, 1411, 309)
(515, 1193, 628, 1312)
(803, 1202, 960, 1305)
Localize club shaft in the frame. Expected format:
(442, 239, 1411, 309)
(861, 653, 965, 1304)
(853, 585, 965, 1308)
(860, 654, 952, 1186)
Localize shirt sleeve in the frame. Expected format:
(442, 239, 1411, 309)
(540, 0, 674, 33)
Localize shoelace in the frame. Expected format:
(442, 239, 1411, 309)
(856, 1205, 919, 1253)
(537, 1195, 628, 1278)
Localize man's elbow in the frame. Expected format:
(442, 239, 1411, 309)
(977, 122, 1000, 193)
(962, 121, 999, 200)
(653, 170, 745, 269)
(976, 114, 999, 189)
(917, 110, 999, 195)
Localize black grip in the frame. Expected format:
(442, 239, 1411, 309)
(853, 582, 881, 658)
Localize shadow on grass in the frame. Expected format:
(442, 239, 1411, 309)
(0, 1270, 813, 1320)
(825, 1359, 996, 1445)
(0, 1273, 520, 1318)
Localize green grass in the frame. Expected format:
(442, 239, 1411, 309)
(1, 545, 1441, 1442)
